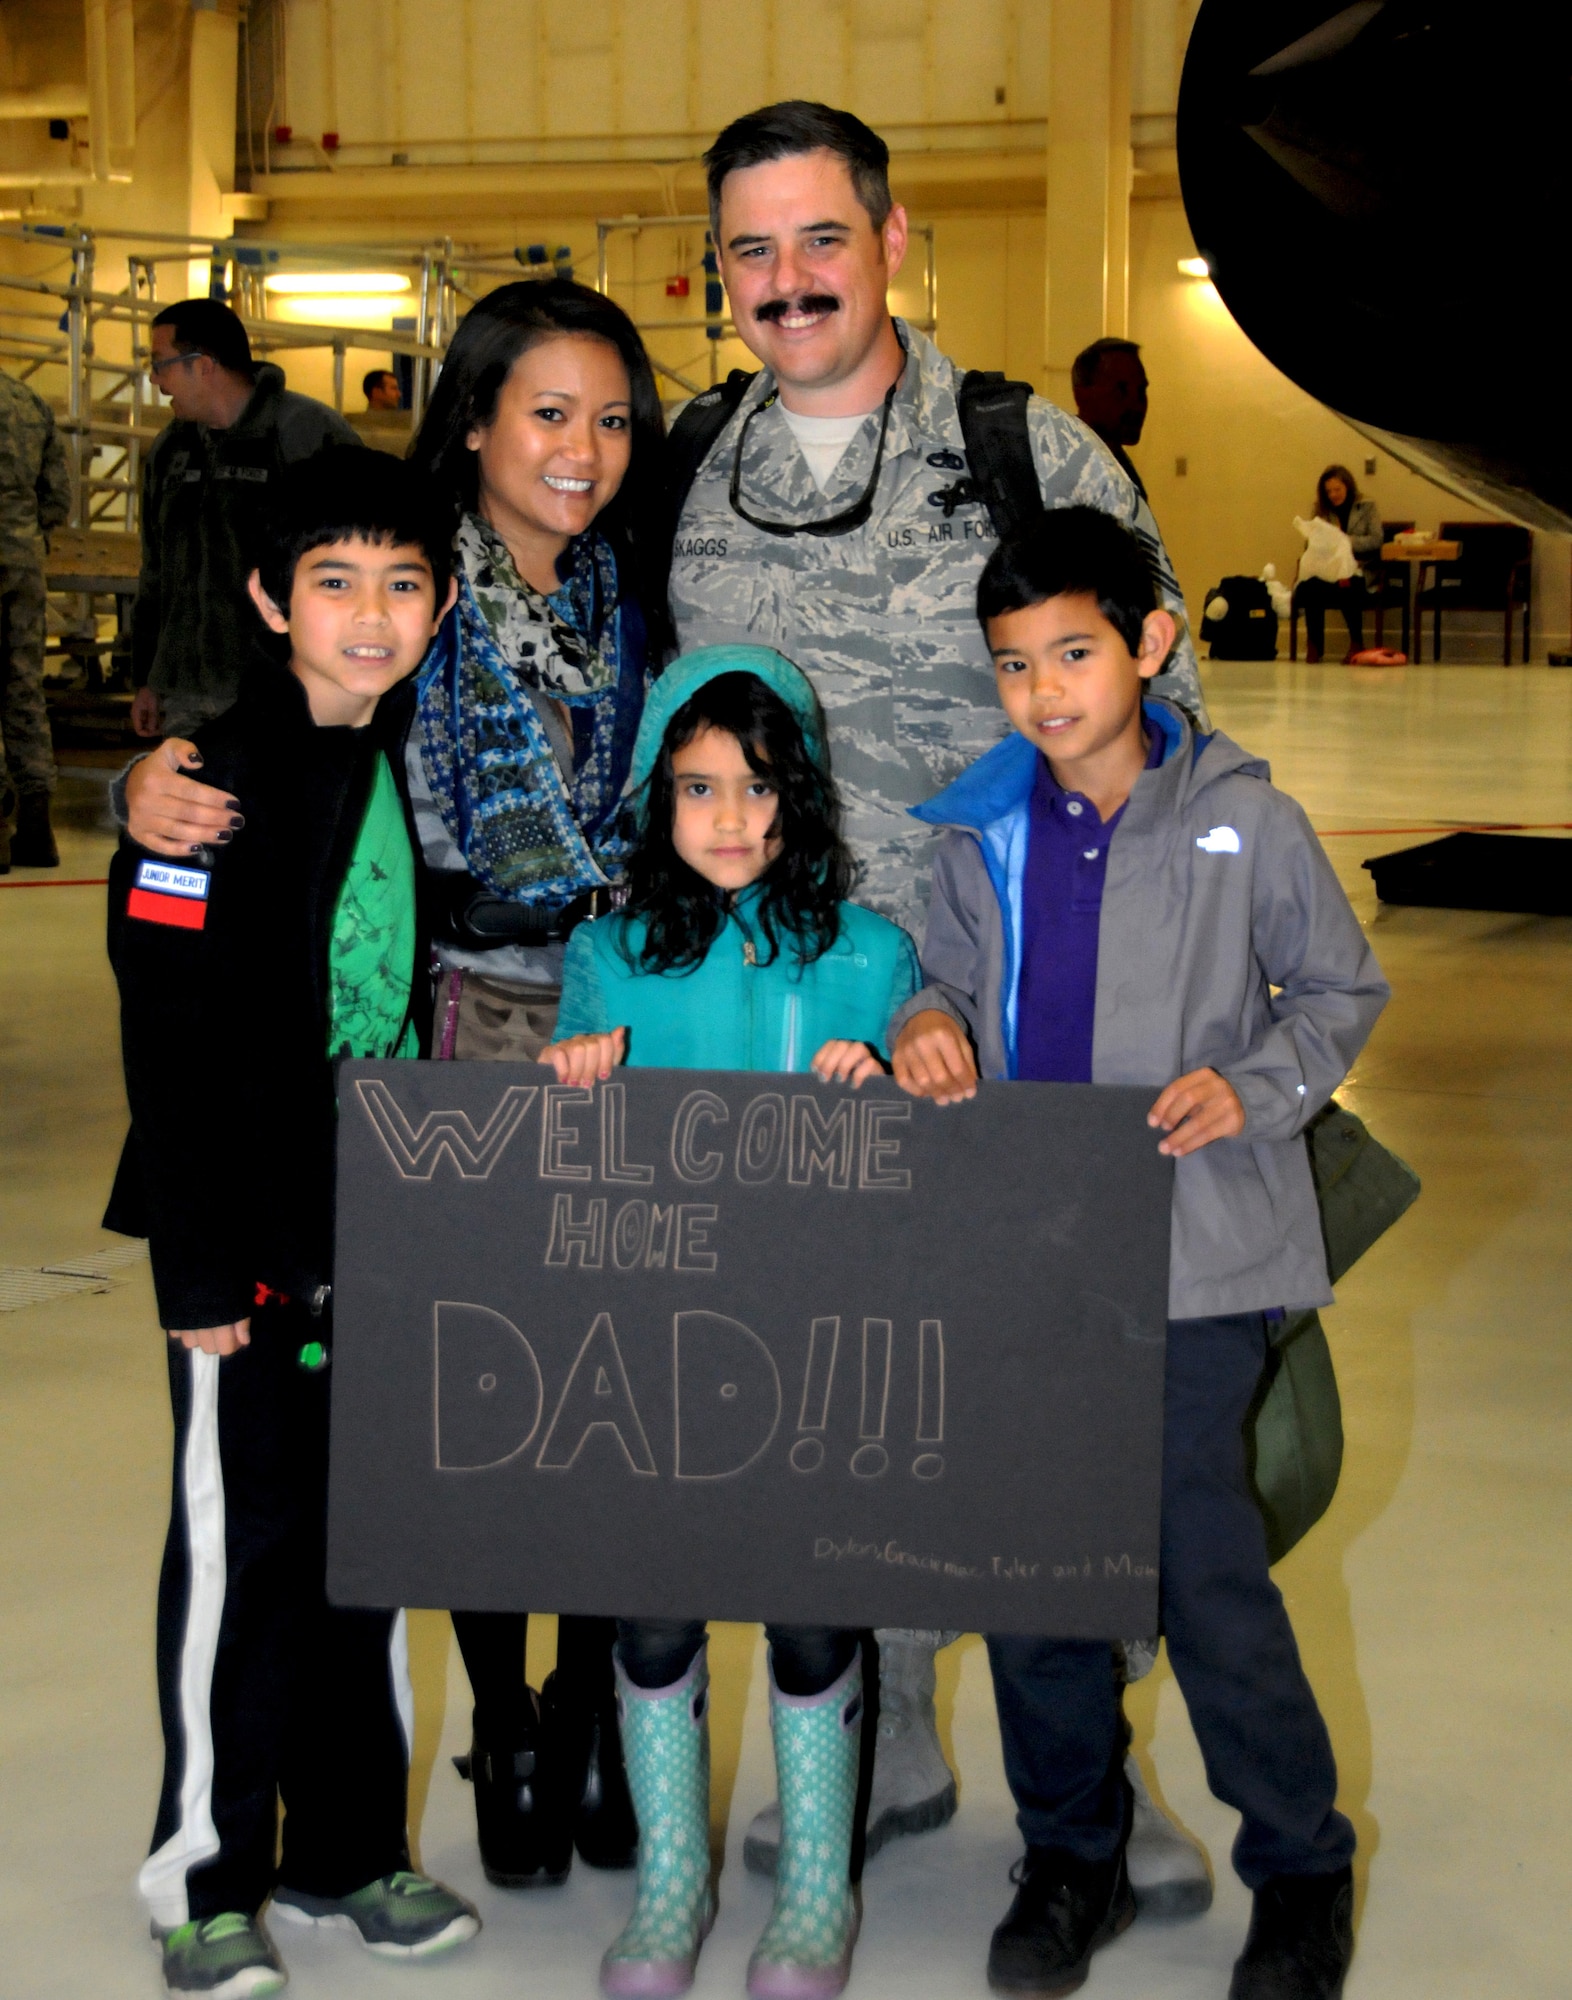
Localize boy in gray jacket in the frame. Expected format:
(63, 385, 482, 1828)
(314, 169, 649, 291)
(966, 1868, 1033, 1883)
(890, 507, 1388, 2000)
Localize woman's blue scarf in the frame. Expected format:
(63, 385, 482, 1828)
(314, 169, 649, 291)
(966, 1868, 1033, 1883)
(417, 515, 641, 904)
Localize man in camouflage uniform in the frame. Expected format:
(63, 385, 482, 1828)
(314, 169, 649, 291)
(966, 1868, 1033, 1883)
(133, 298, 358, 741)
(671, 101, 1213, 1923)
(671, 103, 1204, 936)
(0, 366, 72, 871)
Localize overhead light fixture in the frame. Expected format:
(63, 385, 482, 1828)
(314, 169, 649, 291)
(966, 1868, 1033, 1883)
(264, 272, 412, 296)
(1177, 256, 1212, 279)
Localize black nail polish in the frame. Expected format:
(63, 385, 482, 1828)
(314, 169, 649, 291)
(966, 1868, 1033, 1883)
(215, 829, 234, 844)
(228, 812, 244, 828)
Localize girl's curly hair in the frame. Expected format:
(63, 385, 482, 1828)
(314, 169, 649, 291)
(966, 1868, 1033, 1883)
(624, 671, 856, 975)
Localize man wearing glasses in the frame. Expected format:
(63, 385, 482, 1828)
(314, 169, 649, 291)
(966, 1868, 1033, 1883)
(670, 101, 1204, 935)
(131, 299, 357, 739)
(668, 98, 1212, 1927)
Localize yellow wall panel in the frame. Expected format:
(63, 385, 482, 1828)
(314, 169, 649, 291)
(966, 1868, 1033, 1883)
(619, 0, 690, 137)
(695, 0, 772, 139)
(848, 0, 925, 127)
(470, 0, 544, 140)
(927, 5, 1011, 125)
(771, 0, 849, 108)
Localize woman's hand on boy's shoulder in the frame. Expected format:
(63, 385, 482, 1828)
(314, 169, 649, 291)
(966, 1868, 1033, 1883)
(892, 1009, 979, 1105)
(1148, 1067, 1245, 1156)
(810, 1039, 884, 1089)
(168, 1319, 251, 1356)
(540, 1027, 627, 1086)
(126, 738, 245, 859)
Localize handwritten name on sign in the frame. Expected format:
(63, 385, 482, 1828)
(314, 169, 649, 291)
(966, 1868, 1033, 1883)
(327, 1065, 1172, 1636)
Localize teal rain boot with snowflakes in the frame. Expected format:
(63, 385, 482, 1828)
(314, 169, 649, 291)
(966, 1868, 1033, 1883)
(747, 1652, 862, 2000)
(599, 1647, 715, 1998)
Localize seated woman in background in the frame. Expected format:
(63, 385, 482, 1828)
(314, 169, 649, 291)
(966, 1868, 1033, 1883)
(1297, 463, 1383, 662)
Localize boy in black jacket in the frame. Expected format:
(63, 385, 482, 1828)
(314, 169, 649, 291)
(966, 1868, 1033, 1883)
(106, 452, 471, 1998)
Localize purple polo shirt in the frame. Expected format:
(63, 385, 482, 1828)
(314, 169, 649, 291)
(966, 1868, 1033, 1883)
(1015, 727, 1163, 1083)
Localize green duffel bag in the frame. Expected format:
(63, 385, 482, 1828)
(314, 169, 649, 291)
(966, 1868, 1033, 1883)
(1246, 1103, 1421, 1563)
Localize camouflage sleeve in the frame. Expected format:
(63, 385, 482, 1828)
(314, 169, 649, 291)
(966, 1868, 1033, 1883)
(131, 448, 162, 689)
(36, 408, 71, 534)
(1025, 397, 1209, 727)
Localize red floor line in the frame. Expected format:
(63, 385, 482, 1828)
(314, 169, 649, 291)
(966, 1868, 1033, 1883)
(0, 877, 109, 890)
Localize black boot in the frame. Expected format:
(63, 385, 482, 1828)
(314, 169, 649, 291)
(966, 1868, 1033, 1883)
(1230, 1867, 1354, 2000)
(987, 1846, 1136, 1995)
(541, 1667, 639, 1869)
(454, 1697, 573, 1888)
(10, 792, 58, 869)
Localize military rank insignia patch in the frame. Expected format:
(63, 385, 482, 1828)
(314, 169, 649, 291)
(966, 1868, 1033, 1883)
(127, 859, 211, 930)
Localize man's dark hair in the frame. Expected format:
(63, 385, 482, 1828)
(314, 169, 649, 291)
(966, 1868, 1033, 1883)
(704, 101, 893, 234)
(256, 447, 451, 613)
(409, 277, 672, 659)
(1070, 336, 1143, 393)
(977, 505, 1157, 656)
(362, 367, 399, 401)
(626, 670, 855, 976)
(151, 298, 254, 378)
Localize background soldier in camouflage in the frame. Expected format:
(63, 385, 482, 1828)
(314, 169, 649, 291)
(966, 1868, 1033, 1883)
(671, 100, 1215, 1925)
(0, 365, 72, 871)
(671, 102, 1205, 935)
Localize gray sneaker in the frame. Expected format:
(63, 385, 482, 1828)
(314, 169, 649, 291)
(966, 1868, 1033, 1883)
(156, 1912, 287, 1998)
(1125, 1758, 1213, 1920)
(271, 1871, 480, 1959)
(744, 1629, 959, 1875)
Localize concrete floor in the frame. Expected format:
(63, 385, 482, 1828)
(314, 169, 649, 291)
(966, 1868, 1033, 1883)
(2, 662, 1568, 1998)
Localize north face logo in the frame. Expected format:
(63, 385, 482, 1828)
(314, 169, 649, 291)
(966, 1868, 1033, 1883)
(1196, 827, 1241, 854)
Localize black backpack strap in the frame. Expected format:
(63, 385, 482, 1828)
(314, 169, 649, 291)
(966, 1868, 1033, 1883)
(666, 368, 758, 525)
(957, 370, 1045, 542)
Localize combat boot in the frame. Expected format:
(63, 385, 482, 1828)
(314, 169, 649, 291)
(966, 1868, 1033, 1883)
(10, 791, 58, 868)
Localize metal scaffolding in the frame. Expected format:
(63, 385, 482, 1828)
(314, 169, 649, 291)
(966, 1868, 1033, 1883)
(0, 224, 482, 531)
(1, 215, 941, 532)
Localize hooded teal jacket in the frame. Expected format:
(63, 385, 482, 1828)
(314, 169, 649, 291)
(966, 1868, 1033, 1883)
(555, 646, 919, 1068)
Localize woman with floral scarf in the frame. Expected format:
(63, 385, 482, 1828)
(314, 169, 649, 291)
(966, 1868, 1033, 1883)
(402, 279, 672, 1895)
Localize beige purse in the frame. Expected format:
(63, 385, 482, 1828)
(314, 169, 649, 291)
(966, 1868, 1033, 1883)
(434, 969, 561, 1063)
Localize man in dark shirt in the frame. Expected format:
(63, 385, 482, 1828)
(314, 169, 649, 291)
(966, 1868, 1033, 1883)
(1072, 337, 1150, 502)
(131, 299, 357, 741)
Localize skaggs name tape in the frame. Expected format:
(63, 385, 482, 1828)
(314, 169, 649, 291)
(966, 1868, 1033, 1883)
(127, 859, 211, 930)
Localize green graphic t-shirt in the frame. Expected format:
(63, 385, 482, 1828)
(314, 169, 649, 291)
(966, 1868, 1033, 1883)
(328, 750, 418, 1060)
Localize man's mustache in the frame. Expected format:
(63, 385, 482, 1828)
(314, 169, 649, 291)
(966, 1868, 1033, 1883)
(752, 294, 840, 325)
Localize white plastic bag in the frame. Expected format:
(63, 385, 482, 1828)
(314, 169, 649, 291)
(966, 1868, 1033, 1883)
(1294, 516, 1359, 584)
(1259, 562, 1293, 619)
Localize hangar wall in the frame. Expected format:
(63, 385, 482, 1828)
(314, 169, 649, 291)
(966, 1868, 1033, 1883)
(2, 0, 1564, 652)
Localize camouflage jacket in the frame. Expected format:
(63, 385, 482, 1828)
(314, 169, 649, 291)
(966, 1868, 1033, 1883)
(132, 363, 358, 700)
(0, 369, 71, 564)
(669, 321, 1206, 930)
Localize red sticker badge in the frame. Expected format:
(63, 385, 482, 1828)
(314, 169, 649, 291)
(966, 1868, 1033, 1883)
(127, 859, 211, 930)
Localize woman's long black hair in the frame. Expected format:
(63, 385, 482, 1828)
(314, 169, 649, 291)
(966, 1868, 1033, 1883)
(408, 277, 673, 658)
(625, 672, 857, 975)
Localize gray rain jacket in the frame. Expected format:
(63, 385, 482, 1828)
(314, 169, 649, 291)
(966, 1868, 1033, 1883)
(891, 700, 1390, 1318)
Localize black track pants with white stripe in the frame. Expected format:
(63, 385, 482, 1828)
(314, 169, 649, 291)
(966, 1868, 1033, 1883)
(141, 1301, 412, 1926)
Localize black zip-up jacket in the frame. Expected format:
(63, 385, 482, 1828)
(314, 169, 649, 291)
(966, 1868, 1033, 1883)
(104, 665, 429, 1331)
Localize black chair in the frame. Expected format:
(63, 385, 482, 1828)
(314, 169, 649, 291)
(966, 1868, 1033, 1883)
(1289, 520, 1412, 660)
(1417, 522, 1533, 663)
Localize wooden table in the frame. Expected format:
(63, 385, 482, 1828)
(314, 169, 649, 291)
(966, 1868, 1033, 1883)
(44, 529, 141, 689)
(1380, 539, 1459, 663)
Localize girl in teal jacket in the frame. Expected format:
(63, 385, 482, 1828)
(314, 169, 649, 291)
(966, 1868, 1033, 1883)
(543, 644, 916, 2000)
